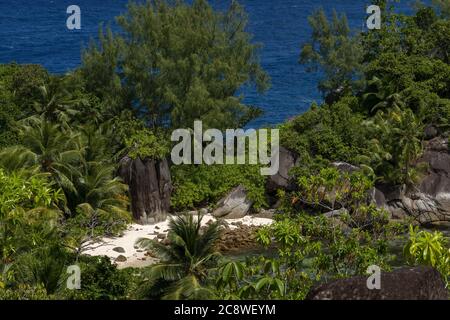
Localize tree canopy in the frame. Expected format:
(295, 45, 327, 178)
(81, 0, 270, 130)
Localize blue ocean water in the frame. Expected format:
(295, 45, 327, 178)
(0, 0, 415, 127)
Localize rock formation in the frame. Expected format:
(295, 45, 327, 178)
(118, 156, 172, 224)
(381, 137, 450, 224)
(275, 136, 450, 224)
(215, 223, 261, 253)
(306, 266, 448, 300)
(266, 146, 298, 193)
(212, 185, 253, 219)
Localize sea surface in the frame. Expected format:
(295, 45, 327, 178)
(0, 0, 416, 127)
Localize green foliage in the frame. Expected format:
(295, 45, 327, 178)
(404, 225, 449, 287)
(0, 169, 63, 214)
(0, 112, 131, 296)
(1, 0, 450, 301)
(136, 214, 222, 299)
(0, 168, 66, 295)
(12, 244, 69, 295)
(125, 129, 170, 160)
(280, 97, 369, 165)
(0, 64, 49, 112)
(299, 8, 364, 100)
(0, 64, 49, 147)
(61, 256, 137, 300)
(171, 164, 267, 211)
(295, 3, 450, 188)
(0, 101, 20, 148)
(215, 258, 289, 299)
(362, 76, 406, 115)
(0, 169, 63, 259)
(0, 117, 130, 224)
(214, 210, 399, 300)
(81, 0, 269, 130)
(256, 213, 397, 287)
(212, 166, 402, 300)
(0, 284, 52, 300)
(0, 117, 81, 185)
(34, 74, 106, 124)
(293, 167, 375, 214)
(364, 107, 424, 185)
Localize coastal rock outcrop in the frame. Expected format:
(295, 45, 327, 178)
(290, 138, 450, 224)
(118, 156, 172, 224)
(266, 147, 298, 193)
(381, 137, 450, 224)
(212, 185, 253, 219)
(330, 161, 360, 173)
(215, 224, 261, 253)
(306, 266, 448, 300)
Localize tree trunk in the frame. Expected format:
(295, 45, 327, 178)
(118, 156, 172, 224)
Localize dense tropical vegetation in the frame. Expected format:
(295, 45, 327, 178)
(0, 0, 449, 299)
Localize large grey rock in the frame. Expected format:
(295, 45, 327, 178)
(331, 161, 360, 173)
(212, 185, 253, 219)
(306, 266, 448, 300)
(253, 208, 276, 219)
(381, 137, 450, 223)
(424, 125, 439, 140)
(266, 147, 298, 192)
(269, 140, 450, 224)
(370, 187, 387, 208)
(323, 208, 348, 218)
(118, 156, 172, 224)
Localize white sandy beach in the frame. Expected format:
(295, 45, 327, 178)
(83, 214, 273, 269)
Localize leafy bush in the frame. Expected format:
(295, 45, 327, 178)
(363, 106, 424, 185)
(171, 164, 267, 211)
(404, 226, 450, 287)
(257, 212, 398, 279)
(60, 256, 137, 300)
(0, 169, 63, 214)
(12, 245, 70, 295)
(125, 128, 170, 160)
(280, 98, 369, 164)
(214, 211, 400, 300)
(0, 284, 52, 300)
(215, 258, 292, 300)
(0, 169, 63, 262)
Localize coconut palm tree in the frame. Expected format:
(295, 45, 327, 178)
(0, 117, 81, 194)
(64, 124, 129, 226)
(13, 243, 68, 295)
(136, 214, 222, 299)
(31, 76, 86, 125)
(60, 127, 130, 256)
(363, 76, 406, 115)
(65, 162, 130, 232)
(390, 107, 424, 185)
(366, 106, 424, 185)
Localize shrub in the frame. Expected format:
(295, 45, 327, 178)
(60, 256, 137, 300)
(404, 226, 450, 287)
(280, 98, 369, 164)
(171, 164, 267, 211)
(125, 129, 170, 160)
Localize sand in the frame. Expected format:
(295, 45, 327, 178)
(83, 214, 273, 269)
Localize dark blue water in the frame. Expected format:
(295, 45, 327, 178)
(0, 0, 415, 127)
